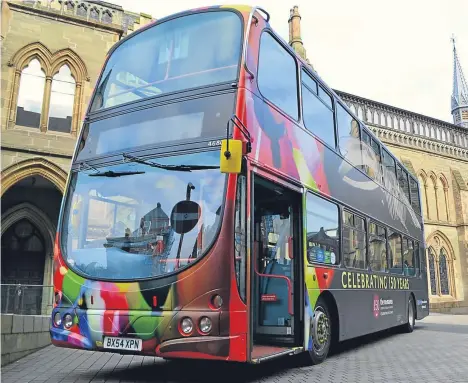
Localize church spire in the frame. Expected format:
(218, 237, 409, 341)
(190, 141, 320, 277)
(451, 36, 468, 128)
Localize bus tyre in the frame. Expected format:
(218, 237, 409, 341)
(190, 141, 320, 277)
(308, 298, 332, 365)
(404, 296, 416, 333)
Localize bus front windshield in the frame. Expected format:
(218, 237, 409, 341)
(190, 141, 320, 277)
(90, 10, 242, 111)
(61, 151, 225, 280)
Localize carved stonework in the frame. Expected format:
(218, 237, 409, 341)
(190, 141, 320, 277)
(1, 157, 68, 196)
(337, 91, 468, 158)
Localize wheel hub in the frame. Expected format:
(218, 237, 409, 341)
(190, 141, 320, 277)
(313, 309, 330, 352)
(409, 301, 414, 325)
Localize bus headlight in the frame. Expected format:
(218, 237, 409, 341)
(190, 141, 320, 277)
(53, 312, 62, 327)
(199, 317, 212, 334)
(180, 317, 193, 334)
(211, 295, 223, 309)
(63, 314, 73, 329)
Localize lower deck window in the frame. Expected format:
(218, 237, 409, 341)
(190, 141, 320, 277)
(305, 193, 339, 266)
(342, 210, 367, 270)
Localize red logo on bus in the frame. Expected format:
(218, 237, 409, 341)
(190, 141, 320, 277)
(373, 294, 380, 318)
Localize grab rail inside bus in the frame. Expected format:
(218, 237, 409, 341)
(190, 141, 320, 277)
(254, 243, 293, 316)
(242, 6, 270, 80)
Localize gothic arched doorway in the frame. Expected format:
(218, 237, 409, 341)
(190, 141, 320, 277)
(1, 219, 46, 314)
(1, 173, 62, 315)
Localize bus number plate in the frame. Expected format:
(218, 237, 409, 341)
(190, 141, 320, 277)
(103, 336, 142, 351)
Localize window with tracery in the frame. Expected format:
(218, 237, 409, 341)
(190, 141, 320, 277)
(1, 219, 45, 285)
(8, 43, 87, 136)
(426, 238, 454, 298)
(439, 249, 450, 295)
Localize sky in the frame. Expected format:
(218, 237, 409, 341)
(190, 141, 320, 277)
(112, 0, 468, 124)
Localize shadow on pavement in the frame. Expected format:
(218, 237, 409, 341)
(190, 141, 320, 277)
(98, 327, 405, 383)
(415, 322, 468, 334)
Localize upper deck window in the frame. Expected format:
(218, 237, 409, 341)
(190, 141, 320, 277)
(257, 32, 298, 120)
(90, 11, 242, 111)
(409, 177, 421, 214)
(301, 69, 335, 148)
(382, 148, 396, 186)
(336, 103, 361, 165)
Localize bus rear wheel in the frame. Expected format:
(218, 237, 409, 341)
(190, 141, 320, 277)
(308, 297, 332, 365)
(403, 295, 416, 333)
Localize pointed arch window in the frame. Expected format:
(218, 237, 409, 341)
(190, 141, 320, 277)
(7, 43, 88, 136)
(365, 108, 372, 123)
(428, 248, 437, 295)
(77, 3, 87, 17)
(90, 7, 99, 21)
(426, 234, 455, 299)
(357, 107, 363, 120)
(439, 248, 450, 295)
(16, 58, 46, 129)
(65, 1, 74, 13)
(48, 65, 76, 133)
(102, 10, 113, 24)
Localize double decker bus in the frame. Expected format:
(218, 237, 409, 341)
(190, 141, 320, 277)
(50, 5, 429, 364)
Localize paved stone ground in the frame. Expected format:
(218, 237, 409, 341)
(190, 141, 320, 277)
(2, 314, 468, 383)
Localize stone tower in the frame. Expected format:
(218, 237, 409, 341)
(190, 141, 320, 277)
(451, 37, 468, 128)
(288, 6, 313, 69)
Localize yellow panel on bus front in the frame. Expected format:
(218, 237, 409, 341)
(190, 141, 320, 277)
(220, 139, 242, 174)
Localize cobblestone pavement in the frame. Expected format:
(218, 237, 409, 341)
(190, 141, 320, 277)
(3, 314, 468, 383)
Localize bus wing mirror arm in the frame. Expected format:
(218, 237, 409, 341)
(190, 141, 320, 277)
(225, 114, 252, 156)
(221, 115, 251, 174)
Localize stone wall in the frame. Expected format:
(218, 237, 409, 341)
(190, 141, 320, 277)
(1, 2, 119, 158)
(1, 314, 51, 366)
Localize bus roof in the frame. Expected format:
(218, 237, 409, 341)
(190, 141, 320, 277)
(100, 4, 415, 184)
(108, 5, 258, 57)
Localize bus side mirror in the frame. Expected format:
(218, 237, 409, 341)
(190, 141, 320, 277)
(220, 139, 242, 174)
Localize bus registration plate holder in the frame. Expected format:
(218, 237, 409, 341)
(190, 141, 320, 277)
(103, 336, 142, 351)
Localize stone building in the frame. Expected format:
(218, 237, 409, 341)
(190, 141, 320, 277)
(289, 6, 468, 313)
(0, 0, 153, 314)
(1, 2, 467, 315)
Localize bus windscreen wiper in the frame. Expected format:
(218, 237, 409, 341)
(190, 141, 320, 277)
(88, 170, 145, 177)
(122, 153, 220, 172)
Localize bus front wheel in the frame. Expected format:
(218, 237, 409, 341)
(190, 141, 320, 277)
(308, 297, 332, 365)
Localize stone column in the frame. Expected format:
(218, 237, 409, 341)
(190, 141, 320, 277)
(424, 183, 430, 219)
(71, 82, 81, 136)
(434, 185, 440, 221)
(41, 252, 54, 315)
(40, 76, 52, 132)
(444, 187, 450, 221)
(8, 69, 22, 127)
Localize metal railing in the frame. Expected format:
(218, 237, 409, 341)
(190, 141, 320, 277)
(1, 284, 54, 316)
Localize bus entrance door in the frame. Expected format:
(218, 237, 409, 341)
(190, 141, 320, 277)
(252, 177, 300, 354)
